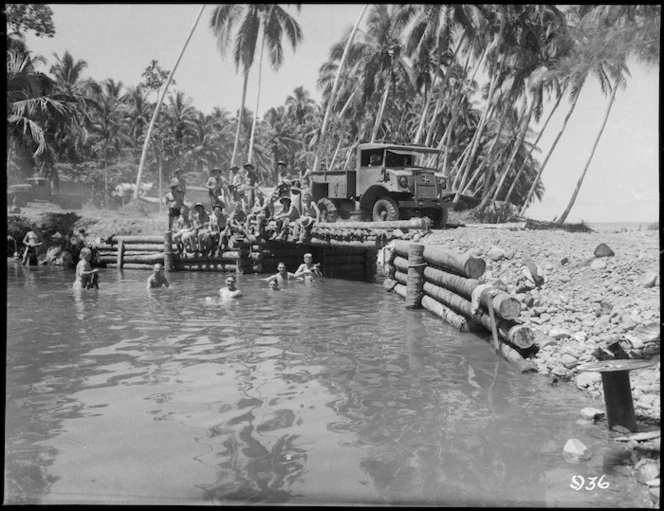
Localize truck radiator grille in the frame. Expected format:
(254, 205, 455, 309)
(415, 183, 437, 199)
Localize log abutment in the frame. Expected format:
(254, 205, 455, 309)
(384, 240, 538, 372)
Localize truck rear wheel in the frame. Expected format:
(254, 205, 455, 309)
(372, 197, 399, 222)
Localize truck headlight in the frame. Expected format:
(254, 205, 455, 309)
(398, 176, 408, 188)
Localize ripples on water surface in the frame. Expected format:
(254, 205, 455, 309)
(5, 263, 644, 506)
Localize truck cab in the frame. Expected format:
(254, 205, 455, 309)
(310, 142, 448, 227)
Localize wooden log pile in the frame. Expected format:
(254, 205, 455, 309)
(97, 235, 172, 268)
(385, 241, 537, 371)
(98, 230, 379, 280)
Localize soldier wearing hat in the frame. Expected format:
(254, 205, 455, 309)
(164, 178, 185, 230)
(228, 165, 242, 203)
(293, 191, 321, 244)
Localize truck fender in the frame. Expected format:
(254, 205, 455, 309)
(358, 185, 391, 211)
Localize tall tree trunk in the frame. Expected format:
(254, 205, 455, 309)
(503, 92, 562, 206)
(519, 88, 581, 217)
(248, 23, 266, 164)
(413, 84, 432, 144)
(313, 4, 368, 174)
(470, 101, 515, 201)
(134, 4, 205, 200)
(489, 95, 537, 204)
(103, 158, 108, 209)
(450, 142, 473, 190)
(556, 81, 619, 224)
(453, 73, 500, 201)
(158, 154, 163, 213)
(371, 79, 391, 143)
(423, 34, 465, 147)
(231, 71, 249, 168)
(328, 138, 343, 171)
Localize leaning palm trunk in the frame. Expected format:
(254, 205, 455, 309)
(413, 84, 432, 145)
(247, 27, 266, 164)
(134, 4, 205, 200)
(313, 4, 368, 174)
(503, 92, 562, 206)
(557, 81, 619, 224)
(488, 96, 537, 204)
(519, 89, 581, 217)
(371, 79, 391, 143)
(423, 35, 465, 147)
(343, 133, 360, 170)
(328, 138, 343, 171)
(450, 142, 473, 190)
(453, 73, 499, 201)
(471, 101, 516, 203)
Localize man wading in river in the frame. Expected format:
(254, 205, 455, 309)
(147, 263, 170, 289)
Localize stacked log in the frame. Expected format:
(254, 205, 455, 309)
(97, 235, 172, 268)
(387, 242, 536, 371)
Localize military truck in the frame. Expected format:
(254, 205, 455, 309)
(8, 175, 90, 209)
(309, 142, 448, 227)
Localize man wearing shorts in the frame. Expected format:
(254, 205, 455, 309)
(165, 179, 185, 230)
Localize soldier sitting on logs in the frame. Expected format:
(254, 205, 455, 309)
(192, 203, 212, 256)
(227, 201, 248, 239)
(208, 203, 229, 256)
(293, 192, 321, 244)
(245, 193, 266, 235)
(271, 196, 300, 241)
(173, 205, 197, 254)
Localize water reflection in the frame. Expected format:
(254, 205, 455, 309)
(5, 268, 645, 506)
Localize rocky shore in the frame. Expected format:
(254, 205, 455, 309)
(420, 224, 660, 422)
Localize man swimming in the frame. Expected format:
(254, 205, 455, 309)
(219, 275, 242, 299)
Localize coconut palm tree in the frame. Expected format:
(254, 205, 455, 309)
(7, 48, 73, 178)
(313, 5, 368, 174)
(210, 4, 302, 167)
(87, 78, 132, 207)
(285, 85, 315, 158)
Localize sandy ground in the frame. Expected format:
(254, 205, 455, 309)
(8, 201, 661, 500)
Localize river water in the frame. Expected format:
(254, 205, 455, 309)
(5, 263, 647, 506)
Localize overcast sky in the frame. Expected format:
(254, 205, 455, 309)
(24, 4, 659, 223)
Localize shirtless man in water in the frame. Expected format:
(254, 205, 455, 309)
(73, 247, 99, 290)
(147, 263, 170, 289)
(293, 253, 323, 280)
(262, 261, 298, 285)
(219, 275, 242, 299)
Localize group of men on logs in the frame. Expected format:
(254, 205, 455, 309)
(165, 160, 324, 258)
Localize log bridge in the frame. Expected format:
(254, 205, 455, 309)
(382, 240, 538, 372)
(96, 218, 431, 281)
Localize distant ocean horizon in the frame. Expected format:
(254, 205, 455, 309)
(584, 221, 659, 232)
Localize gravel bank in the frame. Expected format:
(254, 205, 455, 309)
(420, 225, 660, 422)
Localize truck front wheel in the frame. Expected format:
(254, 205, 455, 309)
(372, 197, 399, 222)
